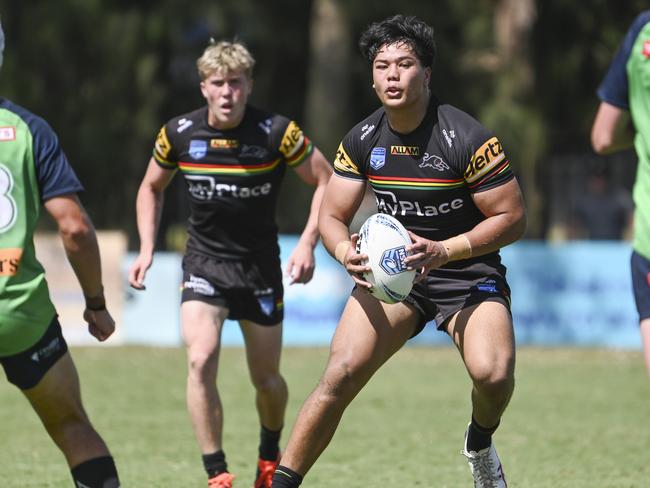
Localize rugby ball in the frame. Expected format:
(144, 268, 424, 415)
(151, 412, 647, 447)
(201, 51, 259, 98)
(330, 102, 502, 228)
(356, 213, 415, 304)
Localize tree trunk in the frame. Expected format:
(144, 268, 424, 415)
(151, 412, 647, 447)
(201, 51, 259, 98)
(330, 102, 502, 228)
(304, 0, 352, 157)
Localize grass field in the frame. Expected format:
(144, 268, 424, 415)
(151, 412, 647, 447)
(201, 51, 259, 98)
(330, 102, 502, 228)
(1, 346, 649, 487)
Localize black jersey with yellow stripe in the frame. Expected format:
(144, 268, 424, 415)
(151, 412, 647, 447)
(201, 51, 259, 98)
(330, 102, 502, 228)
(152, 104, 313, 259)
(334, 97, 514, 255)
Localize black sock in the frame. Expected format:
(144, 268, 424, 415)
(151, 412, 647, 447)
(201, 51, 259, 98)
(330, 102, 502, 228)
(466, 416, 500, 452)
(259, 425, 282, 461)
(202, 450, 228, 478)
(271, 465, 303, 487)
(71, 456, 120, 488)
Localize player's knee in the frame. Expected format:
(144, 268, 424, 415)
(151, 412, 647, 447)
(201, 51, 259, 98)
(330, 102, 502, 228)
(317, 360, 361, 403)
(46, 410, 94, 444)
(473, 368, 514, 399)
(252, 372, 285, 395)
(187, 350, 218, 381)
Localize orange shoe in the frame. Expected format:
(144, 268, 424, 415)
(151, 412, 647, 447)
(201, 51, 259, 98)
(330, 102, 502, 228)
(208, 471, 235, 488)
(253, 456, 280, 488)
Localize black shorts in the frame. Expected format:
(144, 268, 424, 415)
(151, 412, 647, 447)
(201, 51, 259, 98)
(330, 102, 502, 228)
(181, 251, 284, 325)
(631, 250, 650, 321)
(404, 258, 511, 336)
(0, 316, 69, 390)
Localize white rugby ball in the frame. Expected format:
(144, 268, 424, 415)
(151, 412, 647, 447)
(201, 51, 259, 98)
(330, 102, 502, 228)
(356, 213, 415, 304)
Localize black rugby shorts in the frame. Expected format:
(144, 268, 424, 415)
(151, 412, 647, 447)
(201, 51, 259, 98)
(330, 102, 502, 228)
(631, 250, 650, 321)
(0, 316, 69, 390)
(405, 258, 512, 337)
(181, 251, 284, 325)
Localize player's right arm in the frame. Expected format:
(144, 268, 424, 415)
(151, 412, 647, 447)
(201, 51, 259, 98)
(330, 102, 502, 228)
(318, 175, 371, 288)
(128, 157, 176, 290)
(44, 194, 115, 342)
(591, 101, 634, 155)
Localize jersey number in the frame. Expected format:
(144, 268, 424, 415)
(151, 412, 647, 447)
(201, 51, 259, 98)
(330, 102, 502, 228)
(0, 163, 17, 233)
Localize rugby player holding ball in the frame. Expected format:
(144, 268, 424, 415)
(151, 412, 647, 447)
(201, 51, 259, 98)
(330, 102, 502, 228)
(272, 15, 526, 488)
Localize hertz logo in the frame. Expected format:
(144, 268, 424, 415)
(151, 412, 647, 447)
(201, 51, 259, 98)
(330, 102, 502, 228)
(210, 139, 239, 149)
(390, 146, 419, 156)
(280, 121, 305, 159)
(464, 137, 505, 183)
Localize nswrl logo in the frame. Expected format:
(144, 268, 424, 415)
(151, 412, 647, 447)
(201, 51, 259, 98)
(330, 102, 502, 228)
(380, 246, 408, 275)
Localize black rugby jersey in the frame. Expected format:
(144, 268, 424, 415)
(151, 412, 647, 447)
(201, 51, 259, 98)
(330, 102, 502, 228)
(152, 105, 313, 258)
(334, 97, 514, 262)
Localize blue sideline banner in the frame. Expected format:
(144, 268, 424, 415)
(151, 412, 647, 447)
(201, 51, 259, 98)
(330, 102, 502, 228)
(122, 239, 641, 349)
(502, 242, 639, 348)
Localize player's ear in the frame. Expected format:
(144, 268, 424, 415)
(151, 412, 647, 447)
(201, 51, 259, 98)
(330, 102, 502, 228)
(423, 66, 431, 87)
(247, 77, 254, 96)
(199, 80, 209, 100)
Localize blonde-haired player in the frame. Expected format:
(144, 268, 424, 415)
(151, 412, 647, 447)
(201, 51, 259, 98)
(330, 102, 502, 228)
(129, 39, 331, 488)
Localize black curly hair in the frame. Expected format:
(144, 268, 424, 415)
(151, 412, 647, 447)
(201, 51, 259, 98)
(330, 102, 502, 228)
(359, 15, 436, 68)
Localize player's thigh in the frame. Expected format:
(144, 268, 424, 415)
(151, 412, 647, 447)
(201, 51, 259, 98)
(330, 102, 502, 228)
(239, 320, 283, 378)
(445, 299, 515, 382)
(22, 352, 88, 426)
(181, 300, 229, 356)
(325, 288, 419, 385)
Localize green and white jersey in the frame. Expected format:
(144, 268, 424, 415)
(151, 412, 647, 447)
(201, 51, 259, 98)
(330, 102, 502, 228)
(0, 98, 83, 356)
(598, 11, 650, 258)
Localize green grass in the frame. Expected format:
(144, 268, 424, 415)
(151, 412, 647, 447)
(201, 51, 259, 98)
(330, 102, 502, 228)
(1, 346, 649, 487)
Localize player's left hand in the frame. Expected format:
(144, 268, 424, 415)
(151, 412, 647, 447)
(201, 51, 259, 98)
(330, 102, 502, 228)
(83, 308, 116, 342)
(286, 241, 316, 285)
(405, 231, 449, 282)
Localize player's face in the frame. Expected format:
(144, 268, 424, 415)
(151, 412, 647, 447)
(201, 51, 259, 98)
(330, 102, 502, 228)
(371, 42, 430, 111)
(201, 69, 253, 130)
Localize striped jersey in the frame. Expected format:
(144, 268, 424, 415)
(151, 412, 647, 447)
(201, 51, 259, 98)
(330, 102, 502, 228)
(334, 97, 514, 258)
(0, 98, 83, 356)
(153, 105, 313, 259)
(597, 11, 650, 259)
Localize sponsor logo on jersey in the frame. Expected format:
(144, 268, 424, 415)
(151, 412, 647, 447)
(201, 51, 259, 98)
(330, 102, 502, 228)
(464, 137, 505, 183)
(177, 118, 193, 133)
(0, 248, 22, 276)
(189, 139, 208, 159)
(390, 145, 419, 156)
(210, 138, 239, 149)
(644, 40, 650, 58)
(380, 246, 408, 275)
(279, 121, 305, 159)
(154, 127, 172, 160)
(258, 118, 273, 135)
(0, 127, 15, 141)
(370, 147, 386, 170)
(185, 175, 272, 200)
(334, 143, 361, 175)
(360, 123, 376, 140)
(419, 153, 449, 171)
(374, 189, 464, 217)
(184, 274, 216, 296)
